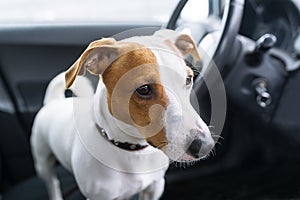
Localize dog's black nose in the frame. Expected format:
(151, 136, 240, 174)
(187, 139, 202, 158)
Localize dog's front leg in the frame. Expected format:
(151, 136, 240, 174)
(31, 133, 63, 200)
(35, 156, 63, 200)
(139, 178, 165, 200)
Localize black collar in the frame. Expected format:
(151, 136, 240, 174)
(95, 123, 148, 151)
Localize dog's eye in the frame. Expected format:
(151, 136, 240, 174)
(186, 75, 193, 86)
(135, 85, 152, 98)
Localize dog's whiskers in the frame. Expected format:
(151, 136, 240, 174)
(209, 127, 224, 142)
(212, 134, 222, 146)
(208, 125, 215, 130)
(211, 147, 217, 157)
(212, 134, 224, 140)
(171, 160, 196, 168)
(210, 131, 224, 140)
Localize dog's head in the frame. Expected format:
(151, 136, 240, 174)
(65, 29, 214, 163)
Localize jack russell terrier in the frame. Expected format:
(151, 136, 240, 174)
(31, 29, 215, 200)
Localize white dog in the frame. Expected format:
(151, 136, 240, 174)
(30, 29, 215, 200)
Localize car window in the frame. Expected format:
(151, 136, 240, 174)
(0, 0, 179, 24)
(180, 0, 209, 22)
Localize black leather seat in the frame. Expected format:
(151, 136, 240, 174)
(2, 166, 84, 200)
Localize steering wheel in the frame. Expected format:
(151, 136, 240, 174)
(167, 0, 245, 93)
(166, 0, 245, 136)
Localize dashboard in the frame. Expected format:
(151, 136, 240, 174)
(239, 0, 300, 55)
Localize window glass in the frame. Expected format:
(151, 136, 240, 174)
(0, 0, 179, 24)
(180, 0, 209, 22)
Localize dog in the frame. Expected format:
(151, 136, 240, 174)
(30, 29, 215, 200)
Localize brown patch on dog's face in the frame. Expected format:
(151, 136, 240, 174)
(102, 46, 169, 148)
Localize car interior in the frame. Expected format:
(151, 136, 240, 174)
(0, 0, 300, 199)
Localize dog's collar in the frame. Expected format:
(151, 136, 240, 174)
(95, 123, 148, 151)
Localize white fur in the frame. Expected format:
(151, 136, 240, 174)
(31, 30, 214, 200)
(43, 73, 94, 105)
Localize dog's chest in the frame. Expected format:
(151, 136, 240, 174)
(72, 135, 167, 199)
(69, 97, 169, 198)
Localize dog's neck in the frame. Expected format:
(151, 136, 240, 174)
(93, 79, 148, 146)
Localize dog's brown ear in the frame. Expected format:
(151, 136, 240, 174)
(175, 34, 201, 62)
(65, 38, 118, 88)
(154, 29, 201, 62)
